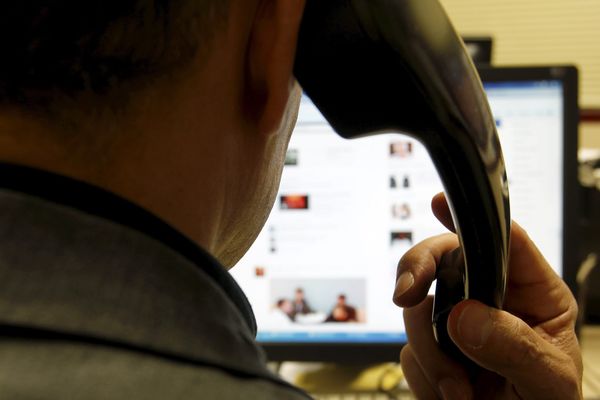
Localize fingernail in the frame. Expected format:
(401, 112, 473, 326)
(394, 271, 414, 298)
(439, 377, 469, 400)
(457, 303, 493, 349)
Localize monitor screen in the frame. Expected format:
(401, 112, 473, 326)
(231, 66, 578, 362)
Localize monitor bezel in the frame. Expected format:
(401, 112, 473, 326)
(259, 65, 579, 362)
(476, 65, 580, 300)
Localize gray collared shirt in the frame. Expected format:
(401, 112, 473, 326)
(0, 164, 310, 399)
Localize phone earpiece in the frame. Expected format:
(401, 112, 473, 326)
(294, 0, 510, 360)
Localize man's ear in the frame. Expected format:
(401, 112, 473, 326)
(246, 0, 305, 137)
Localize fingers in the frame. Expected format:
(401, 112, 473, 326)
(429, 193, 576, 325)
(403, 297, 473, 400)
(502, 221, 578, 327)
(431, 192, 455, 232)
(430, 193, 557, 287)
(399, 193, 581, 398)
(448, 300, 582, 399)
(393, 234, 458, 308)
(400, 346, 439, 400)
(430, 192, 555, 286)
(505, 221, 560, 287)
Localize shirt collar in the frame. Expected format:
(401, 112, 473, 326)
(0, 162, 257, 335)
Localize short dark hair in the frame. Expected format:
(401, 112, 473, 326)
(0, 1, 228, 112)
(277, 299, 288, 307)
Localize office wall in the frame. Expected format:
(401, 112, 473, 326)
(582, 124, 600, 149)
(440, 0, 600, 147)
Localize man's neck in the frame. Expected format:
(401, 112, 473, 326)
(0, 99, 235, 267)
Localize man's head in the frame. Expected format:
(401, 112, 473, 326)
(0, 1, 228, 113)
(295, 288, 304, 301)
(0, 0, 306, 268)
(276, 299, 293, 315)
(332, 306, 348, 321)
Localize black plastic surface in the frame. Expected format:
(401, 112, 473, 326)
(293, 0, 510, 361)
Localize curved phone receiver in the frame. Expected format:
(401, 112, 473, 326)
(294, 0, 511, 359)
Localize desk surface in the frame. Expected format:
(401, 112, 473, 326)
(278, 325, 600, 399)
(582, 326, 600, 399)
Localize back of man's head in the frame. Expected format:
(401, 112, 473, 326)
(0, 1, 228, 116)
(0, 0, 306, 268)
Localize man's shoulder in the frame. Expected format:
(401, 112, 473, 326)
(0, 338, 310, 400)
(0, 186, 310, 399)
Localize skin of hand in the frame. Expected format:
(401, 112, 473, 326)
(393, 193, 582, 400)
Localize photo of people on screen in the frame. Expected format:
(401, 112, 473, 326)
(269, 287, 316, 323)
(389, 140, 413, 158)
(325, 294, 358, 323)
(279, 194, 309, 210)
(293, 288, 312, 316)
(392, 203, 411, 220)
(268, 298, 295, 325)
(390, 231, 413, 254)
(267, 279, 366, 326)
(390, 174, 411, 190)
(284, 149, 299, 166)
(391, 231, 413, 246)
(402, 174, 411, 188)
(254, 266, 265, 277)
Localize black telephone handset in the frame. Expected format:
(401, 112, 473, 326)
(294, 0, 511, 360)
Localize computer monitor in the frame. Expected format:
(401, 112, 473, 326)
(232, 66, 579, 362)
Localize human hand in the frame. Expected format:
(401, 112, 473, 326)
(393, 193, 582, 399)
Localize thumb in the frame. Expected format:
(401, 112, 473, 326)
(447, 300, 580, 399)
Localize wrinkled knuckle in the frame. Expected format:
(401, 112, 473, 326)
(521, 334, 545, 367)
(397, 254, 418, 277)
(500, 321, 545, 369)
